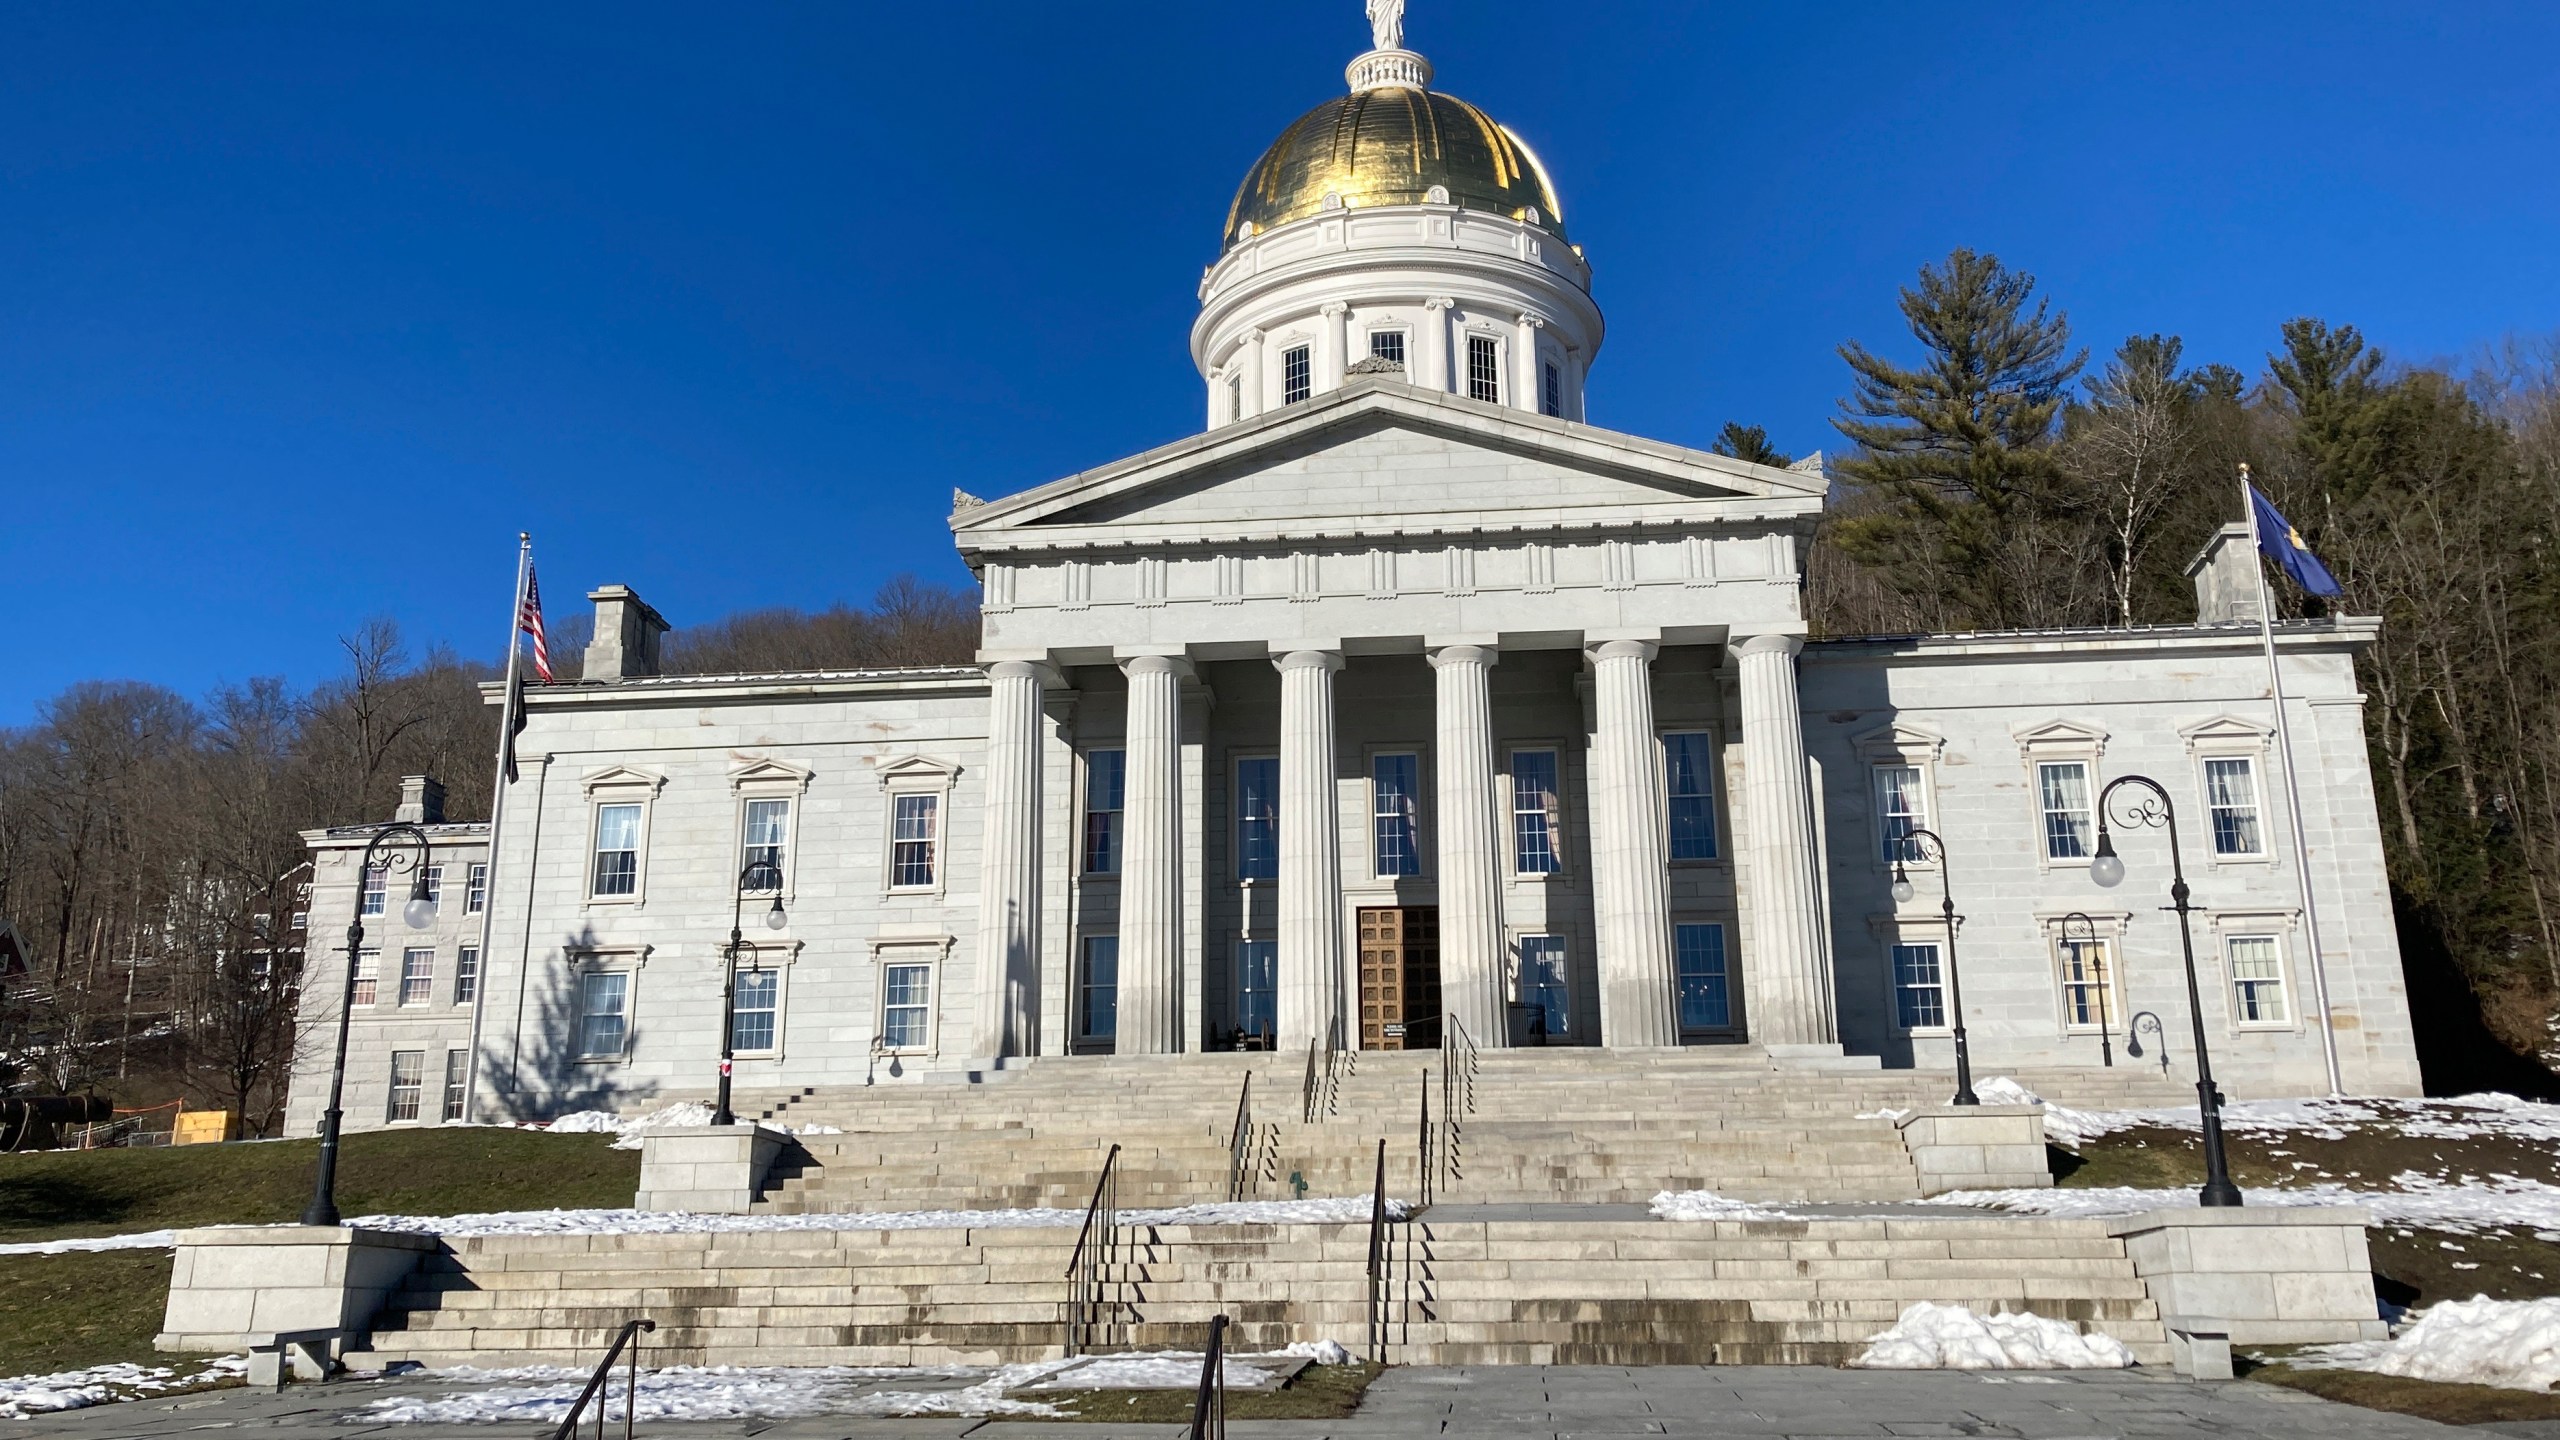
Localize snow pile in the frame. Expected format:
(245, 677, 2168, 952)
(2298, 1297, 2560, 1392)
(0, 1228, 178, 1257)
(0, 1358, 244, 1419)
(1648, 1189, 1801, 1222)
(1849, 1302, 2134, 1371)
(1970, 1076, 2111, 1149)
(1275, 1338, 1354, 1365)
(1927, 1172, 2560, 1238)
(358, 1362, 1068, 1424)
(2012, 1088, 2560, 1151)
(544, 1102, 716, 1148)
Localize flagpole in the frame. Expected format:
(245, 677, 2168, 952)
(460, 533, 533, 1122)
(2241, 467, 2345, 1096)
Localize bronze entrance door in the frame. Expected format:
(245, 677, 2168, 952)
(1356, 906, 1442, 1049)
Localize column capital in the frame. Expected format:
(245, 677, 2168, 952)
(1272, 648, 1345, 674)
(1320, 300, 1349, 318)
(1733, 632, 1805, 660)
(1515, 311, 1549, 330)
(1422, 295, 1456, 313)
(1117, 653, 1196, 681)
(984, 657, 1065, 688)
(1428, 643, 1500, 670)
(1586, 638, 1658, 664)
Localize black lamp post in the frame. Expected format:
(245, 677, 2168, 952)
(303, 822, 437, 1227)
(712, 859, 786, 1128)
(1890, 827, 1977, 1107)
(2089, 774, 2243, 1207)
(2060, 911, 2114, 1068)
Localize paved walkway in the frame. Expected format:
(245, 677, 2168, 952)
(15, 1366, 2537, 1440)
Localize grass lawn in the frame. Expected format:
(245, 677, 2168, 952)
(2243, 1355, 2560, 1427)
(0, 1127, 640, 1379)
(1041, 1360, 1381, 1422)
(0, 1126, 640, 1246)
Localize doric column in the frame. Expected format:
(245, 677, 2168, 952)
(1514, 312, 1547, 414)
(1735, 633, 1836, 1046)
(1276, 649, 1346, 1051)
(1588, 639, 1679, 1047)
(1431, 645, 1506, 1049)
(974, 659, 1051, 1061)
(1421, 297, 1455, 394)
(1320, 301, 1349, 392)
(1117, 654, 1188, 1054)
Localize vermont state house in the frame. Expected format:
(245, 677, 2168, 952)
(285, 14, 2421, 1136)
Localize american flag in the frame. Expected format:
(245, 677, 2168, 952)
(520, 564, 553, 683)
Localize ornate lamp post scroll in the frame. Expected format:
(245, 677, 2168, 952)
(303, 823, 438, 1227)
(1889, 827, 1978, 1107)
(2060, 911, 2113, 1069)
(713, 859, 787, 1128)
(2089, 775, 2243, 1207)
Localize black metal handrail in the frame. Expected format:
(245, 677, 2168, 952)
(1364, 1136, 1388, 1363)
(1444, 1011, 1480, 1117)
(1187, 1313, 1231, 1440)
(1300, 1038, 1320, 1124)
(1416, 1067, 1433, 1208)
(549, 1317, 654, 1440)
(1224, 1072, 1255, 1203)
(1063, 1142, 1123, 1356)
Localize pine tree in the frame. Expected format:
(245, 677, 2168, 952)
(1829, 248, 2087, 628)
(1709, 422, 1793, 467)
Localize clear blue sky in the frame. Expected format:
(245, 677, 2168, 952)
(5, 1, 2555, 724)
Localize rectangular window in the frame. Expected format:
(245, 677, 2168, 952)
(350, 950, 379, 1007)
(1084, 750, 1126, 875)
(1875, 765, 1925, 863)
(1368, 330, 1406, 366)
(1519, 935, 1569, 1036)
(731, 966, 779, 1053)
(1893, 942, 1947, 1031)
(440, 1050, 468, 1122)
(592, 804, 642, 897)
(1282, 345, 1311, 404)
(1541, 361, 1562, 418)
(882, 962, 933, 1049)
(360, 865, 387, 917)
(2057, 936, 2115, 1031)
(2038, 761, 2094, 860)
(454, 946, 480, 1006)
(2228, 935, 2290, 1023)
(1236, 939, 1277, 1044)
(1674, 923, 1730, 1031)
(1512, 750, 1562, 874)
(890, 793, 940, 888)
(1227, 373, 1242, 423)
(742, 798, 789, 890)
(1372, 752, 1421, 878)
(465, 863, 488, 915)
(387, 1051, 424, 1122)
(398, 948, 435, 1007)
(1664, 732, 1718, 860)
(420, 865, 443, 913)
(578, 971, 630, 1059)
(1467, 334, 1501, 403)
(290, 911, 308, 931)
(2205, 758, 2265, 856)
(1236, 757, 1280, 881)
(1079, 935, 1120, 1043)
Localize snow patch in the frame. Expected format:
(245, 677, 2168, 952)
(2297, 1296, 2560, 1392)
(0, 1357, 244, 1419)
(1275, 1338, 1354, 1366)
(2011, 1088, 2560, 1151)
(1647, 1189, 1802, 1222)
(0, 1228, 178, 1256)
(1927, 1173, 2560, 1238)
(1849, 1302, 2135, 1371)
(357, 1362, 1070, 1424)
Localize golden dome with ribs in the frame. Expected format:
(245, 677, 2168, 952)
(1223, 86, 1564, 248)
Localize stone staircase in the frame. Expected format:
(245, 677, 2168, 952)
(353, 1213, 2171, 1371)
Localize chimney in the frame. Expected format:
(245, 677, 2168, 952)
(2186, 523, 2264, 626)
(584, 585, 671, 682)
(395, 775, 447, 825)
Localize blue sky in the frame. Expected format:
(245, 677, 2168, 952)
(4, 1, 2555, 724)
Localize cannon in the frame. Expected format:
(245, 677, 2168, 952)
(1, 1094, 115, 1151)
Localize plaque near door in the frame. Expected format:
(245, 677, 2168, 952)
(1357, 906, 1441, 1050)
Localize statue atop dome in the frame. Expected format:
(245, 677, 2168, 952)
(1365, 0, 1404, 52)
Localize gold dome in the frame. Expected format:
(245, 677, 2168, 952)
(1223, 87, 1564, 249)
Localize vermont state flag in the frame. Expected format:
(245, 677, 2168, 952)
(2248, 485, 2344, 598)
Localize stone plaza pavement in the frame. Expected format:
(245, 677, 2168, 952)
(15, 1366, 2556, 1440)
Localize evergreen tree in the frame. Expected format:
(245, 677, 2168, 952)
(1709, 422, 1793, 467)
(1830, 248, 2087, 628)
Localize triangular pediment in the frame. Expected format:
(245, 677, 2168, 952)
(952, 379, 1822, 554)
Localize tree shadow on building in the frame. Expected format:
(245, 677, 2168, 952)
(488, 922, 663, 1121)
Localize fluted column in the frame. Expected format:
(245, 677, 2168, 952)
(1736, 633, 1836, 1046)
(1117, 655, 1187, 1054)
(1276, 649, 1346, 1051)
(1431, 645, 1506, 1049)
(973, 660, 1049, 1061)
(1421, 296, 1455, 394)
(1588, 640, 1679, 1047)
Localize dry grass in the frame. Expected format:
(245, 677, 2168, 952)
(1041, 1360, 1382, 1422)
(2245, 1357, 2560, 1426)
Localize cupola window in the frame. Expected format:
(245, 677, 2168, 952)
(1369, 331, 1407, 367)
(1542, 361, 1563, 418)
(1282, 345, 1312, 404)
(1467, 335, 1501, 403)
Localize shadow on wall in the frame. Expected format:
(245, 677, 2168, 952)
(493, 922, 663, 1121)
(2396, 893, 2560, 1100)
(1806, 664, 1916, 1069)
